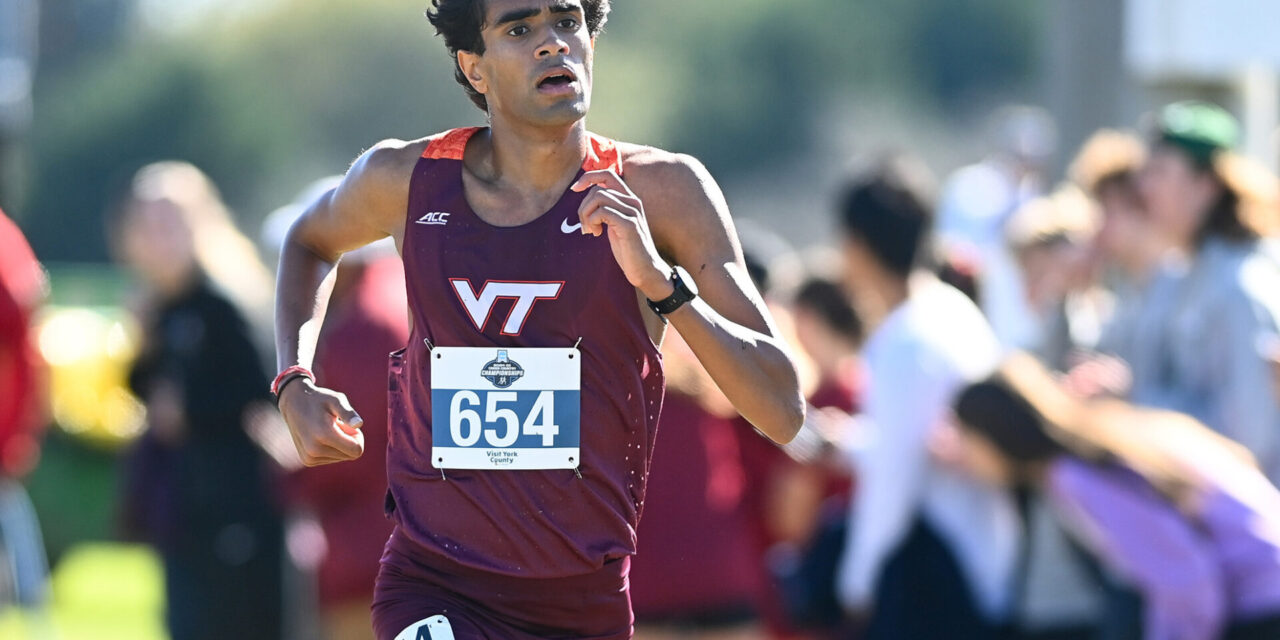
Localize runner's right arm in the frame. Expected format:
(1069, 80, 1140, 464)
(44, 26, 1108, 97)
(274, 139, 419, 466)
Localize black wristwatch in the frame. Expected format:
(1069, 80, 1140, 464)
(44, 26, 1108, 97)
(646, 266, 698, 320)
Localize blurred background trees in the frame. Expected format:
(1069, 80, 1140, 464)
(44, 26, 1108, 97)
(9, 0, 1045, 262)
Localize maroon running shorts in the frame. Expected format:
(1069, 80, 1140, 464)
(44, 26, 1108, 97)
(372, 527, 634, 639)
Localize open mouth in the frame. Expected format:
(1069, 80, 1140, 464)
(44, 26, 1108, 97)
(536, 68, 578, 91)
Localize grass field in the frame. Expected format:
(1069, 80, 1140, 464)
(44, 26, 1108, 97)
(0, 543, 167, 640)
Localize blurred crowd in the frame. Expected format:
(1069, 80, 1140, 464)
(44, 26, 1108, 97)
(1, 99, 1280, 640)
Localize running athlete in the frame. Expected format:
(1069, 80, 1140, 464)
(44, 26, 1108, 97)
(273, 1, 804, 638)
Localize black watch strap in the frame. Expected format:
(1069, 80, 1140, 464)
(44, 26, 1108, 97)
(647, 268, 697, 317)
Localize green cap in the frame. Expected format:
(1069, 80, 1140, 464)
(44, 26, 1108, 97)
(1154, 101, 1240, 166)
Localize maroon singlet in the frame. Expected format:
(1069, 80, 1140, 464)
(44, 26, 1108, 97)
(384, 127, 666, 583)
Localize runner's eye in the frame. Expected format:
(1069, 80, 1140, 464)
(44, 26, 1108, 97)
(556, 18, 579, 30)
(508, 25, 529, 37)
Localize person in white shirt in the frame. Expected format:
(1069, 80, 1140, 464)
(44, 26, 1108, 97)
(834, 155, 1019, 639)
(935, 106, 1057, 351)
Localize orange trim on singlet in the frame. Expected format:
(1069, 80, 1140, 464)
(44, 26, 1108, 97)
(422, 127, 481, 160)
(584, 133, 623, 175)
(421, 127, 622, 174)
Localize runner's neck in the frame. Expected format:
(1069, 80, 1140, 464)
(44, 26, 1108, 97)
(475, 118, 590, 195)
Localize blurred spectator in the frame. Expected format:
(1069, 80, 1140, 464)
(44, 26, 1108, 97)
(834, 155, 1017, 639)
(631, 330, 762, 640)
(0, 208, 44, 481)
(943, 353, 1280, 640)
(932, 246, 983, 306)
(784, 269, 862, 544)
(121, 160, 275, 352)
(1069, 129, 1168, 391)
(763, 270, 863, 638)
(112, 162, 284, 640)
(259, 176, 343, 270)
(735, 219, 805, 302)
(1005, 185, 1105, 370)
(1129, 101, 1280, 482)
(790, 273, 862, 408)
(936, 105, 1058, 350)
(284, 241, 405, 640)
(0, 206, 48, 608)
(999, 188, 1112, 638)
(1268, 334, 1280, 405)
(261, 177, 405, 640)
(732, 230, 838, 639)
(1071, 130, 1160, 286)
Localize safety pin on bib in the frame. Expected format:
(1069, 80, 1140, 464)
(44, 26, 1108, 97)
(573, 338, 583, 479)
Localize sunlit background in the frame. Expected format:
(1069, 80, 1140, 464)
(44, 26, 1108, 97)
(1, 0, 1278, 638)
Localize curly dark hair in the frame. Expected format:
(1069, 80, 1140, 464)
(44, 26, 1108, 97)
(426, 0, 611, 111)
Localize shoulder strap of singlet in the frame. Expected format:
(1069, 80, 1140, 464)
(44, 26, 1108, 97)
(421, 127, 481, 161)
(420, 127, 623, 175)
(584, 133, 624, 175)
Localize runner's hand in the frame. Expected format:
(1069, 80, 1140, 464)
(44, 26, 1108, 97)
(277, 379, 365, 466)
(571, 170, 673, 300)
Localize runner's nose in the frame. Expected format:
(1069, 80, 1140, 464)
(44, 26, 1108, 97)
(535, 33, 570, 58)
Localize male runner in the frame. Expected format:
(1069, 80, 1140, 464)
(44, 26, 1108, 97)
(272, 1, 805, 638)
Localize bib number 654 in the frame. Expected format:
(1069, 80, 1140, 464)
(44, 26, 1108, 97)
(448, 390, 559, 448)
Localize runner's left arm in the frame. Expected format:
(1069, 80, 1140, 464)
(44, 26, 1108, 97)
(572, 152, 804, 443)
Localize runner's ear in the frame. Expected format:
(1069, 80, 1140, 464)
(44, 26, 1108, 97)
(457, 50, 487, 95)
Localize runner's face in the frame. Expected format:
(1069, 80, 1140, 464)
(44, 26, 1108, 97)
(465, 0, 593, 125)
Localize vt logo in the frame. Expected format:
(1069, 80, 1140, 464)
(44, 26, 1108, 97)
(449, 279, 564, 336)
(416, 212, 451, 226)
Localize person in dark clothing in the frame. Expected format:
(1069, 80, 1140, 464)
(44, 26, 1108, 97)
(114, 162, 283, 640)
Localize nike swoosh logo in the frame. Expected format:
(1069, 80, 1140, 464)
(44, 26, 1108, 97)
(561, 218, 582, 234)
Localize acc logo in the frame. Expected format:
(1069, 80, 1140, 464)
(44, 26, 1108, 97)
(416, 212, 451, 226)
(450, 279, 564, 336)
(481, 350, 525, 388)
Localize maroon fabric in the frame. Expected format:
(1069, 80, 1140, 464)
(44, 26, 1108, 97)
(0, 209, 43, 478)
(372, 527, 633, 640)
(807, 370, 861, 502)
(384, 128, 666, 581)
(286, 257, 407, 607)
(629, 392, 760, 620)
(737, 368, 861, 637)
(808, 367, 860, 416)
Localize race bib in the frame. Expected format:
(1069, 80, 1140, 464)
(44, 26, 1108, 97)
(430, 347, 580, 470)
(395, 615, 455, 640)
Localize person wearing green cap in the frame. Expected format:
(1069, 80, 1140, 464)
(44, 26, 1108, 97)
(1126, 100, 1280, 484)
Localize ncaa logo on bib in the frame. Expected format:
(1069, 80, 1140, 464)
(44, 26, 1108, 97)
(481, 350, 524, 388)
